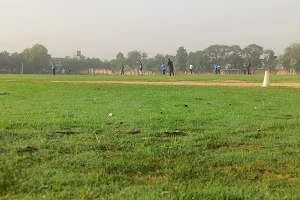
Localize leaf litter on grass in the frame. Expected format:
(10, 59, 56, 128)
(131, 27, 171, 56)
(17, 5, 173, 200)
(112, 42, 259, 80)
(52, 131, 80, 135)
(129, 128, 140, 134)
(164, 130, 187, 136)
(17, 146, 39, 153)
(0, 92, 10, 95)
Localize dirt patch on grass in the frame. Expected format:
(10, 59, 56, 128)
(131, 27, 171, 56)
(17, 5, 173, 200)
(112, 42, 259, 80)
(111, 173, 169, 183)
(50, 80, 300, 88)
(211, 80, 248, 83)
(17, 146, 39, 153)
(213, 165, 299, 181)
(220, 144, 264, 152)
(133, 174, 170, 183)
(0, 92, 10, 95)
(52, 131, 80, 135)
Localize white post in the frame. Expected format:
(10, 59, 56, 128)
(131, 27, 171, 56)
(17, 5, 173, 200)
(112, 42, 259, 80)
(262, 71, 270, 87)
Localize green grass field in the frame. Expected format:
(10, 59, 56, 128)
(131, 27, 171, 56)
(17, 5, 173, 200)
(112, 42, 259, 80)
(1, 73, 300, 82)
(1, 74, 300, 199)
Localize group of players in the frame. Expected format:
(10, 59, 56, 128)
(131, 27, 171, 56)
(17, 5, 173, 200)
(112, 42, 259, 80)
(51, 60, 252, 76)
(120, 60, 252, 76)
(51, 63, 71, 76)
(120, 59, 175, 76)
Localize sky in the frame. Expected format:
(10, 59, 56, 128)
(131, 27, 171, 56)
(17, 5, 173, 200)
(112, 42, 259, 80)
(1, 0, 300, 59)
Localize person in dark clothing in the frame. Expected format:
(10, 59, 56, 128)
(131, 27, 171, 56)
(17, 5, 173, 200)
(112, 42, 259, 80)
(168, 59, 174, 76)
(246, 61, 252, 75)
(120, 65, 125, 75)
(216, 65, 221, 74)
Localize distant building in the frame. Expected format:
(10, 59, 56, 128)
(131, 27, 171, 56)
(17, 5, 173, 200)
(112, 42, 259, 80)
(49, 57, 64, 71)
(49, 51, 82, 72)
(73, 51, 81, 59)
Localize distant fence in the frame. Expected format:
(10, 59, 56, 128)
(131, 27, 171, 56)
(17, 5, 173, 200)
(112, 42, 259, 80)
(222, 69, 298, 75)
(80, 69, 157, 75)
(1, 67, 298, 75)
(222, 69, 240, 74)
(79, 68, 299, 75)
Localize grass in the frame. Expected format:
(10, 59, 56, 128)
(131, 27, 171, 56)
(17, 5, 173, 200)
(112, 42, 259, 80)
(1, 75, 300, 199)
(1, 73, 300, 83)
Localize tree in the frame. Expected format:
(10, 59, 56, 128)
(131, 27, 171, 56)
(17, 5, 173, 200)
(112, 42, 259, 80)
(63, 58, 82, 73)
(262, 49, 277, 70)
(0, 42, 287, 74)
(141, 52, 150, 70)
(108, 59, 118, 72)
(141, 52, 148, 60)
(21, 48, 34, 73)
(31, 44, 51, 73)
(143, 57, 155, 72)
(144, 53, 164, 72)
(203, 45, 231, 68)
(21, 48, 32, 62)
(21, 44, 50, 73)
(227, 45, 245, 70)
(0, 51, 10, 73)
(9, 53, 24, 74)
(126, 50, 142, 69)
(243, 44, 264, 68)
(165, 54, 175, 62)
(175, 46, 188, 71)
(279, 43, 300, 71)
(102, 60, 112, 70)
(187, 51, 203, 73)
(187, 52, 196, 66)
(186, 51, 206, 73)
(116, 52, 125, 71)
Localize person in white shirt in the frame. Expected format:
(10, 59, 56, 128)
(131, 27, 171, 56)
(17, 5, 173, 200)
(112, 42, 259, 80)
(189, 64, 193, 74)
(138, 62, 143, 75)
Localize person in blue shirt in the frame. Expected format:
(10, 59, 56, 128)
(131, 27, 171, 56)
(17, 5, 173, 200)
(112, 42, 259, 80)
(214, 64, 217, 74)
(162, 63, 166, 75)
(52, 63, 56, 76)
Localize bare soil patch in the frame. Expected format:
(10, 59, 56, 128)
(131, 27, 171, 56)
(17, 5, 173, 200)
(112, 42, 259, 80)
(52, 131, 80, 135)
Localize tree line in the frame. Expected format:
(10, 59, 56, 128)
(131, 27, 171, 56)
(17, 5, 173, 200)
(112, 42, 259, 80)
(1, 43, 300, 74)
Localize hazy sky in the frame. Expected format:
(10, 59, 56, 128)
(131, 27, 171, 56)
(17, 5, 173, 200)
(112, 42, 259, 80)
(1, 0, 300, 59)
